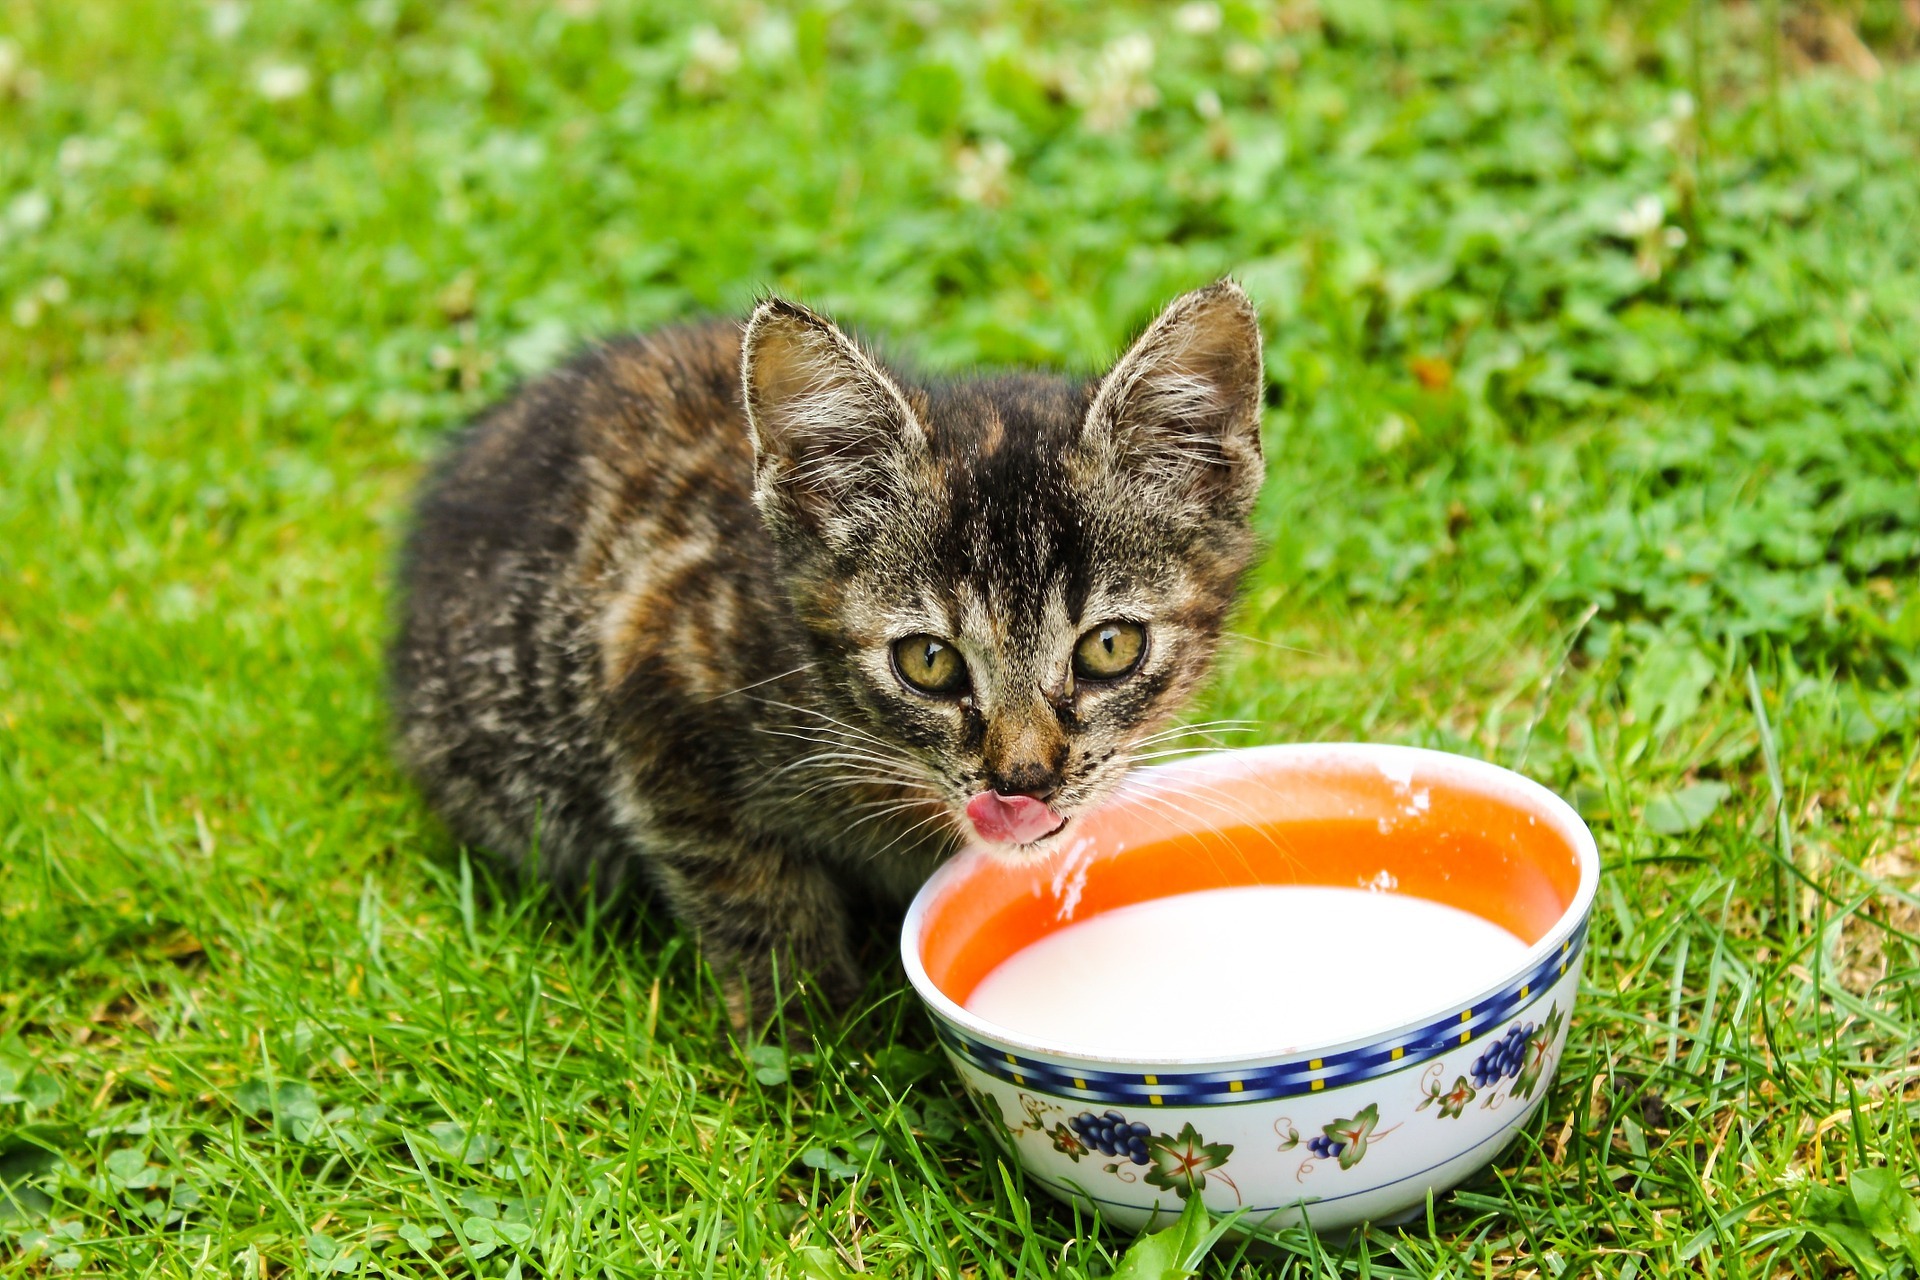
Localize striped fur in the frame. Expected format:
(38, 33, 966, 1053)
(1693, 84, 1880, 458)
(389, 282, 1265, 1020)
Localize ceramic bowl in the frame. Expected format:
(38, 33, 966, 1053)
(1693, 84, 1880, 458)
(900, 743, 1598, 1235)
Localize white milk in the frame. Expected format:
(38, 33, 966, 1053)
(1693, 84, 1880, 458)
(963, 885, 1529, 1059)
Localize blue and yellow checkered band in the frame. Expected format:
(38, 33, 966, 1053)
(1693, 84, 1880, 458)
(933, 916, 1587, 1107)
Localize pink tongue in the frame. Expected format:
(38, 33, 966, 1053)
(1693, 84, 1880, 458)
(965, 791, 1064, 845)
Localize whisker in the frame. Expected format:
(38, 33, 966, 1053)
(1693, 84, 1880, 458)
(1223, 630, 1328, 658)
(754, 724, 901, 755)
(752, 744, 910, 775)
(859, 806, 963, 863)
(1121, 729, 1259, 752)
(751, 753, 930, 807)
(1128, 770, 1267, 836)
(1134, 717, 1264, 735)
(767, 747, 922, 777)
(698, 662, 817, 703)
(781, 772, 924, 797)
(749, 698, 903, 753)
(1123, 746, 1248, 764)
(754, 735, 922, 775)
(841, 792, 940, 813)
(1122, 788, 1277, 883)
(1126, 721, 1264, 749)
(842, 797, 945, 833)
(1131, 774, 1298, 873)
(774, 770, 931, 804)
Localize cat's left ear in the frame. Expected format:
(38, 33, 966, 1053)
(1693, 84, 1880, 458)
(741, 297, 928, 536)
(1079, 280, 1265, 517)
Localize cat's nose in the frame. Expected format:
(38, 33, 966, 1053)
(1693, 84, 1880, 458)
(987, 760, 1061, 801)
(983, 700, 1069, 800)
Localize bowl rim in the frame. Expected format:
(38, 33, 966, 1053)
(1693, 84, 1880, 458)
(899, 741, 1600, 1070)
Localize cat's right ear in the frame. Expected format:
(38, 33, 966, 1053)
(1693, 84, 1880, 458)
(741, 298, 927, 535)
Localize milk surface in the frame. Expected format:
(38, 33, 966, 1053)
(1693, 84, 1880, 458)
(963, 885, 1529, 1059)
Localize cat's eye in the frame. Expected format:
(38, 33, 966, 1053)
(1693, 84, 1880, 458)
(892, 634, 969, 696)
(1073, 621, 1147, 681)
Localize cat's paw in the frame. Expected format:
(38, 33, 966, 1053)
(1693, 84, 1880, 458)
(717, 949, 863, 1034)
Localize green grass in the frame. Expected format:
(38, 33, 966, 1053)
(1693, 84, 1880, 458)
(4, 0, 1920, 1275)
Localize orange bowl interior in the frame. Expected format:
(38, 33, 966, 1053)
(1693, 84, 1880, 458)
(918, 753, 1586, 1007)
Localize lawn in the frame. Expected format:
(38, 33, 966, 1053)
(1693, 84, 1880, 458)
(3, 0, 1920, 1275)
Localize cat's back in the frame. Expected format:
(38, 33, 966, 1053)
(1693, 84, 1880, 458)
(389, 319, 767, 871)
(400, 319, 755, 600)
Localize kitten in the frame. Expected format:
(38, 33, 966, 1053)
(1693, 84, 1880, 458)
(389, 281, 1265, 1018)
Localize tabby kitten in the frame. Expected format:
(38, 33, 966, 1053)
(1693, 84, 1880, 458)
(390, 281, 1266, 1017)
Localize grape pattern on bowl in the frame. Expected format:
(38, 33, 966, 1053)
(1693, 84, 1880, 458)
(1418, 1003, 1565, 1122)
(977, 1093, 1239, 1201)
(1469, 1020, 1535, 1089)
(1070, 1111, 1153, 1166)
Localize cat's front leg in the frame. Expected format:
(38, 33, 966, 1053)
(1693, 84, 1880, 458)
(651, 836, 862, 1029)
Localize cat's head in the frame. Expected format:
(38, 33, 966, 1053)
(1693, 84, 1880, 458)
(741, 282, 1264, 857)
